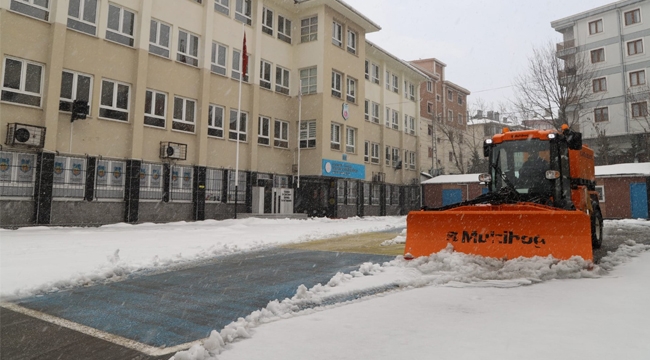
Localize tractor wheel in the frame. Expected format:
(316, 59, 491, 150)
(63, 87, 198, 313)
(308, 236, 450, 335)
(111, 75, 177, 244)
(591, 201, 603, 249)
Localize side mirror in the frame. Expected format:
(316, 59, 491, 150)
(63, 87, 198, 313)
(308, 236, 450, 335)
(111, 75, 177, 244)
(478, 173, 492, 184)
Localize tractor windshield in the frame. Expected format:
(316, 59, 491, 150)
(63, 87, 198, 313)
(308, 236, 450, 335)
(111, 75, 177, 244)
(491, 139, 552, 196)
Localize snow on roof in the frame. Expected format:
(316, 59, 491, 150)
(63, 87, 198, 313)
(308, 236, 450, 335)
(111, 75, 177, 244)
(422, 173, 481, 184)
(596, 162, 650, 177)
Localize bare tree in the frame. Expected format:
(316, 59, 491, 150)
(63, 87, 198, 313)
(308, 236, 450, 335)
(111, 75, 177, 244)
(435, 118, 467, 174)
(513, 41, 596, 130)
(625, 86, 650, 162)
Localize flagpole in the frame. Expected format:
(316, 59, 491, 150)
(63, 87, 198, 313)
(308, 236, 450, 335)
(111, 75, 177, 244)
(234, 24, 245, 219)
(297, 90, 302, 189)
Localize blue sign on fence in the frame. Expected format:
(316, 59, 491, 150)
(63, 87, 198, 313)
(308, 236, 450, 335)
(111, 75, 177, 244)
(322, 159, 365, 180)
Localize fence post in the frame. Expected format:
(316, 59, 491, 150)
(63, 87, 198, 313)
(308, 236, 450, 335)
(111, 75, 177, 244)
(34, 151, 55, 225)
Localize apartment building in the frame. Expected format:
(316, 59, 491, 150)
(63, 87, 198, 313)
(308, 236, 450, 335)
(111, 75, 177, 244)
(410, 58, 470, 175)
(0, 0, 425, 226)
(551, 0, 650, 163)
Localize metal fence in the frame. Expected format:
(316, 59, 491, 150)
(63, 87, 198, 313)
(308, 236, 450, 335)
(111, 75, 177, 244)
(170, 165, 193, 201)
(52, 156, 86, 198)
(206, 168, 224, 202)
(95, 160, 126, 200)
(0, 151, 36, 197)
(140, 163, 164, 200)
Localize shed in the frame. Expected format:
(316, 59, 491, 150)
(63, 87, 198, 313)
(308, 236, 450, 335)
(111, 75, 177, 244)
(595, 163, 650, 219)
(421, 174, 486, 208)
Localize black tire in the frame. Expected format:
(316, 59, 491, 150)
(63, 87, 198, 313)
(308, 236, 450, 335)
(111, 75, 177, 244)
(591, 201, 603, 249)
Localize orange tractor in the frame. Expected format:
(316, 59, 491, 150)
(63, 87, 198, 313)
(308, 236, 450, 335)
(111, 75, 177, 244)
(405, 125, 603, 261)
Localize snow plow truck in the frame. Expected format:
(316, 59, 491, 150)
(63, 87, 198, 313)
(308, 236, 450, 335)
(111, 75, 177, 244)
(405, 125, 602, 262)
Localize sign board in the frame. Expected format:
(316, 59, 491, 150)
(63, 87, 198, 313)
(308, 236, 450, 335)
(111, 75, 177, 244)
(322, 159, 365, 180)
(342, 103, 349, 120)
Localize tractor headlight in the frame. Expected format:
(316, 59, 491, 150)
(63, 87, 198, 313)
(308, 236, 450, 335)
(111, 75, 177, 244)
(548, 133, 556, 139)
(545, 170, 560, 180)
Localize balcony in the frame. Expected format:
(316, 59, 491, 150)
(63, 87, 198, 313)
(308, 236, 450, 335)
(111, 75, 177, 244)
(556, 39, 577, 59)
(557, 67, 577, 87)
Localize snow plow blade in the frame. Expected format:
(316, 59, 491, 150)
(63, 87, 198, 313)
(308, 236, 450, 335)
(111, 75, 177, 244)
(404, 204, 593, 261)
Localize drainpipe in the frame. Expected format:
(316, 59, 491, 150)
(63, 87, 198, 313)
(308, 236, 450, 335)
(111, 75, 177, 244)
(618, 8, 630, 133)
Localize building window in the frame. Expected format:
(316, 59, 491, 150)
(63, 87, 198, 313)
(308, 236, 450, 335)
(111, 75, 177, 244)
(214, 0, 229, 16)
(172, 96, 196, 132)
(591, 48, 605, 63)
(392, 74, 399, 93)
(208, 104, 225, 138)
(447, 89, 453, 101)
(364, 141, 370, 162)
(371, 184, 380, 205)
(235, 0, 251, 25)
(262, 7, 273, 35)
(392, 109, 399, 130)
(347, 181, 357, 204)
(59, 70, 92, 114)
(625, 9, 641, 26)
(594, 107, 609, 122)
(346, 77, 356, 103)
(232, 49, 249, 82)
(331, 123, 341, 150)
(437, 94, 441, 102)
(627, 39, 643, 56)
(205, 168, 223, 202)
(178, 30, 199, 66)
(427, 101, 434, 114)
(10, 0, 50, 21)
(632, 102, 647, 118)
(371, 102, 380, 124)
(385, 107, 391, 127)
(346, 127, 356, 153)
(458, 95, 463, 105)
(385, 146, 391, 166)
(404, 81, 415, 101)
(427, 80, 433, 92)
(300, 120, 316, 148)
(386, 70, 391, 90)
(371, 143, 380, 164)
(149, 19, 171, 58)
(392, 148, 400, 168)
(99, 79, 129, 121)
(589, 19, 603, 34)
(364, 99, 369, 121)
(364, 60, 369, 80)
(347, 30, 357, 54)
(144, 89, 166, 128)
(404, 115, 415, 135)
(278, 15, 292, 44)
(301, 15, 318, 43)
(229, 109, 248, 141)
(260, 60, 272, 89)
(448, 110, 453, 122)
(2, 57, 43, 108)
(593, 77, 607, 92)
(68, 0, 98, 35)
(300, 67, 317, 94)
(332, 21, 343, 47)
(106, 4, 135, 47)
(458, 113, 463, 125)
(595, 185, 605, 202)
(630, 70, 645, 86)
(274, 120, 289, 148)
(371, 63, 380, 84)
(211, 42, 228, 76)
(363, 183, 370, 206)
(258, 116, 271, 145)
(331, 71, 342, 98)
(275, 66, 290, 95)
(337, 180, 346, 204)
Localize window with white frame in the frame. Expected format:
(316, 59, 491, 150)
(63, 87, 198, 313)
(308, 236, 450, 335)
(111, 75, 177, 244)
(404, 81, 415, 100)
(595, 185, 605, 202)
(386, 70, 391, 90)
(409, 151, 416, 170)
(300, 120, 316, 148)
(106, 4, 135, 47)
(149, 19, 171, 58)
(2, 57, 43, 107)
(208, 104, 225, 138)
(448, 109, 453, 122)
(211, 42, 227, 76)
(227, 170, 246, 203)
(10, 0, 50, 21)
(371, 63, 380, 84)
(392, 74, 399, 93)
(332, 21, 343, 47)
(371, 142, 380, 164)
(346, 127, 356, 153)
(331, 123, 341, 150)
(364, 100, 370, 121)
(99, 79, 130, 121)
(214, 0, 229, 16)
(274, 119, 289, 148)
(229, 109, 248, 141)
(172, 96, 196, 132)
(178, 30, 199, 66)
(392, 148, 400, 167)
(300, 67, 317, 95)
(392, 109, 399, 130)
(371, 102, 380, 124)
(144, 89, 166, 128)
(458, 113, 463, 125)
(627, 39, 643, 56)
(232, 49, 249, 82)
(385, 107, 391, 127)
(447, 89, 453, 101)
(275, 66, 290, 95)
(385, 145, 391, 166)
(427, 101, 434, 114)
(365, 60, 369, 80)
(258, 116, 271, 145)
(0, 151, 36, 197)
(346, 77, 356, 103)
(139, 163, 163, 200)
(260, 60, 272, 89)
(205, 168, 223, 202)
(52, 156, 85, 199)
(407, 115, 416, 134)
(95, 159, 126, 200)
(262, 7, 274, 35)
(278, 15, 292, 43)
(364, 141, 370, 162)
(60, 70, 92, 114)
(170, 165, 193, 201)
(235, 0, 251, 25)
(331, 71, 342, 98)
(301, 15, 318, 42)
(629, 70, 645, 86)
(427, 80, 433, 92)
(68, 0, 98, 35)
(347, 181, 357, 204)
(347, 29, 357, 54)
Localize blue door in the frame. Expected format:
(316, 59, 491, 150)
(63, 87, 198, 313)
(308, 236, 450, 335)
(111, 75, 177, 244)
(442, 189, 463, 206)
(630, 183, 648, 219)
(482, 187, 489, 195)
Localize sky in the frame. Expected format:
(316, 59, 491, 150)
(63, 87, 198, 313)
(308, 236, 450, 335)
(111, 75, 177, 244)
(345, 0, 616, 111)
(1, 217, 649, 359)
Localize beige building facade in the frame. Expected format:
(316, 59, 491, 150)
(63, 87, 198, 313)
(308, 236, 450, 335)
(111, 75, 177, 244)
(1, 0, 427, 226)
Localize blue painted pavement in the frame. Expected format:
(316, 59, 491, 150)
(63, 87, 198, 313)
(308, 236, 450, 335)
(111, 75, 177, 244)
(17, 248, 394, 348)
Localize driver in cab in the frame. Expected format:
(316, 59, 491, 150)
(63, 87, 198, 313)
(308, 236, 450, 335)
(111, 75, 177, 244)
(518, 151, 550, 193)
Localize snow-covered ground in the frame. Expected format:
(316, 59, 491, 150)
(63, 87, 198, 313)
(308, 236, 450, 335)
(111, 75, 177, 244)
(1, 217, 649, 360)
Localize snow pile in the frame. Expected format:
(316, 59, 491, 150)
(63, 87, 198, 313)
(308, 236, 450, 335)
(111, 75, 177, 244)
(380, 228, 406, 246)
(171, 240, 650, 360)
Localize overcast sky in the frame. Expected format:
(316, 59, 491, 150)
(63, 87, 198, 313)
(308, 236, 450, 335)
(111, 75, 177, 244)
(346, 0, 615, 112)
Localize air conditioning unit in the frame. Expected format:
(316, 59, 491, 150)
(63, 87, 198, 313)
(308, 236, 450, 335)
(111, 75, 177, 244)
(5, 123, 46, 148)
(160, 141, 187, 160)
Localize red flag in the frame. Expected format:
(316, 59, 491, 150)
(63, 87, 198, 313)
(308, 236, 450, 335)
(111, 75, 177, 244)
(242, 33, 248, 78)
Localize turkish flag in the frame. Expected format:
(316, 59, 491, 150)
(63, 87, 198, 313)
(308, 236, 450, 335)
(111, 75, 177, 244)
(242, 33, 248, 78)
